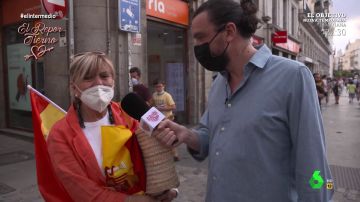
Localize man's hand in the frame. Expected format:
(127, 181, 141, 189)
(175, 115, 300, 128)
(153, 119, 199, 151)
(152, 119, 185, 147)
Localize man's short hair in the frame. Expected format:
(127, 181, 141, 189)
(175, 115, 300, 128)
(130, 67, 141, 77)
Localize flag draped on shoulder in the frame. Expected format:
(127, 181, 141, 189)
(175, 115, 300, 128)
(28, 85, 73, 202)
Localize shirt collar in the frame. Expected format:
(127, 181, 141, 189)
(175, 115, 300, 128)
(219, 44, 272, 77)
(248, 44, 272, 69)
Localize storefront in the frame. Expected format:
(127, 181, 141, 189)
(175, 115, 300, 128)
(271, 29, 300, 60)
(272, 37, 301, 60)
(1, 0, 194, 133)
(299, 56, 316, 73)
(1, 0, 44, 130)
(146, 0, 189, 123)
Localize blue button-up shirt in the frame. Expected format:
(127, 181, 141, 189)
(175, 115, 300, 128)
(190, 45, 334, 202)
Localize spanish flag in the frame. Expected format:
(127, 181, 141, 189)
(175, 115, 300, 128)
(28, 85, 73, 202)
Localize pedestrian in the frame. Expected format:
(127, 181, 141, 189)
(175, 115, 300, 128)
(47, 52, 177, 202)
(129, 67, 152, 105)
(153, 0, 333, 201)
(339, 78, 344, 94)
(314, 73, 325, 105)
(151, 79, 179, 161)
(355, 76, 360, 103)
(347, 79, 356, 103)
(332, 79, 340, 104)
(322, 75, 329, 104)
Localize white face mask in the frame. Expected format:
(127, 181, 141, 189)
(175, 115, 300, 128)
(131, 78, 139, 85)
(77, 85, 114, 113)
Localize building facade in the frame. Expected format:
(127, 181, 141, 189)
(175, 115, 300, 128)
(335, 39, 360, 71)
(250, 0, 302, 59)
(297, 0, 333, 75)
(0, 0, 334, 135)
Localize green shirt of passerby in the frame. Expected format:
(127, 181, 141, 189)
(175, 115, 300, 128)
(347, 84, 356, 94)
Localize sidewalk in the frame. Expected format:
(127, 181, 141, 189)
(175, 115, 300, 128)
(321, 93, 360, 202)
(0, 134, 42, 202)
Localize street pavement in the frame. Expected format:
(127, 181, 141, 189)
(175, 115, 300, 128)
(0, 92, 359, 202)
(321, 92, 360, 202)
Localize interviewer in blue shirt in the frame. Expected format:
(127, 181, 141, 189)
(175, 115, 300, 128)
(153, 0, 334, 201)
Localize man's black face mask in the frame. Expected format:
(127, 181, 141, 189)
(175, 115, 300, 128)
(194, 26, 230, 72)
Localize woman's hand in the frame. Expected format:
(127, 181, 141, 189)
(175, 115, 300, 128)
(154, 189, 178, 202)
(125, 188, 178, 202)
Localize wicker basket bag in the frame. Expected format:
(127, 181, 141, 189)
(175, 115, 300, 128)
(135, 129, 179, 195)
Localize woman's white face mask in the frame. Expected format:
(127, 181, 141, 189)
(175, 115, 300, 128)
(76, 85, 114, 112)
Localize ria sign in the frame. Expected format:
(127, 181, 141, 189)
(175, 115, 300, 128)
(148, 0, 165, 13)
(146, 0, 189, 26)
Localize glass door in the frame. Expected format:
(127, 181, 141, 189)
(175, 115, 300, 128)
(147, 21, 187, 123)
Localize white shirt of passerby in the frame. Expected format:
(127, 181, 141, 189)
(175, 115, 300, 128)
(322, 79, 328, 92)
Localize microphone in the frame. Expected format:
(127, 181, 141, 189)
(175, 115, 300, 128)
(121, 93, 180, 195)
(121, 93, 165, 135)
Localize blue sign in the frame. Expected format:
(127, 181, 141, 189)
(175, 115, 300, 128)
(119, 0, 140, 33)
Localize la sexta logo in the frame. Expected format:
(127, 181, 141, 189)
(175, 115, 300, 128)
(309, 170, 334, 190)
(146, 111, 160, 122)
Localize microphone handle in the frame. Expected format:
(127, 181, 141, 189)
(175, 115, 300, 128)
(153, 122, 179, 146)
(172, 139, 179, 146)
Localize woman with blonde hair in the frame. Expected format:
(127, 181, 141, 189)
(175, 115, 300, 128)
(47, 52, 177, 202)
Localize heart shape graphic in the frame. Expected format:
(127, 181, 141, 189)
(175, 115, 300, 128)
(30, 45, 48, 60)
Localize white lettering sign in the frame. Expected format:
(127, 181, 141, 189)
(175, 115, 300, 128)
(148, 0, 165, 13)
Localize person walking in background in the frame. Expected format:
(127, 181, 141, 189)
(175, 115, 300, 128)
(339, 78, 344, 94)
(151, 79, 179, 161)
(314, 73, 325, 105)
(355, 76, 360, 103)
(347, 79, 356, 103)
(322, 75, 329, 104)
(129, 67, 152, 106)
(332, 79, 340, 104)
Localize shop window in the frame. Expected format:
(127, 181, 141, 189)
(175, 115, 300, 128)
(283, 0, 287, 30)
(272, 48, 279, 56)
(282, 53, 289, 59)
(3, 23, 44, 130)
(272, 0, 278, 25)
(147, 21, 187, 123)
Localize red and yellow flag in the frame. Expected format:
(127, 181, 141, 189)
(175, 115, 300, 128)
(102, 125, 146, 195)
(28, 85, 73, 202)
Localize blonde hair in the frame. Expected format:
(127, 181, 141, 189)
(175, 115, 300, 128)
(69, 52, 115, 100)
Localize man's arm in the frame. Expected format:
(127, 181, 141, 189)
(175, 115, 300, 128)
(154, 120, 200, 151)
(288, 66, 334, 202)
(154, 109, 210, 162)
